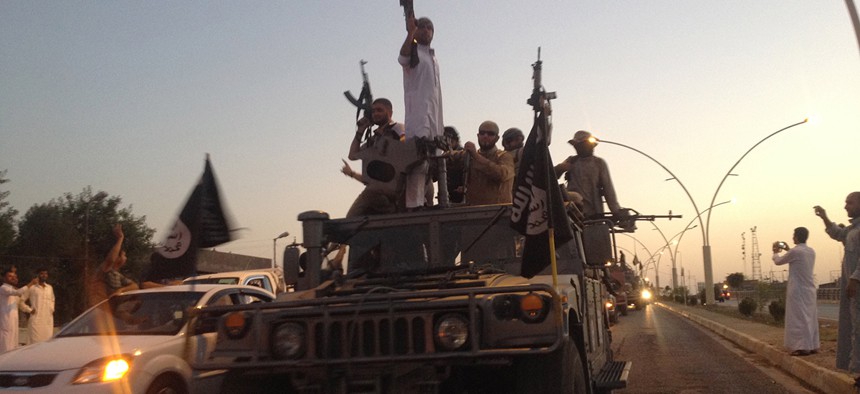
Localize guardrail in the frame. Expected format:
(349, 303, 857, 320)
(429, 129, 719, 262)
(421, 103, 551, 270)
(728, 287, 839, 302)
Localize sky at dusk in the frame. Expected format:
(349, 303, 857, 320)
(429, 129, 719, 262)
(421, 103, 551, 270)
(2, 1, 859, 288)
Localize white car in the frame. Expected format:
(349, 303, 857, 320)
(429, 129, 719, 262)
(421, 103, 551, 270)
(0, 284, 273, 393)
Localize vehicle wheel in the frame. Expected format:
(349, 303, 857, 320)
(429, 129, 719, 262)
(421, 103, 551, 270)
(516, 341, 587, 394)
(146, 375, 187, 394)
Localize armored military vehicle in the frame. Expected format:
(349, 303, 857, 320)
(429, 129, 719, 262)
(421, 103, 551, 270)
(189, 52, 630, 394)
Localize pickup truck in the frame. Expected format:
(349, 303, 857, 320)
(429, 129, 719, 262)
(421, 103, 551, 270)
(183, 268, 286, 295)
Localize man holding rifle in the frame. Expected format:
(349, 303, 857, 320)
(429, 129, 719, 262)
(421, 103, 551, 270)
(342, 98, 405, 217)
(399, 2, 443, 211)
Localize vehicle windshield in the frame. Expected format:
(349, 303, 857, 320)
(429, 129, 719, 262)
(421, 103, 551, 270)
(58, 292, 204, 337)
(185, 277, 240, 285)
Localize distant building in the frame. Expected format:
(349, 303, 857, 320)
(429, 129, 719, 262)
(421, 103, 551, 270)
(196, 249, 271, 274)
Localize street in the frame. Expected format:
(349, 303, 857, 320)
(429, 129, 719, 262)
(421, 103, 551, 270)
(611, 305, 818, 393)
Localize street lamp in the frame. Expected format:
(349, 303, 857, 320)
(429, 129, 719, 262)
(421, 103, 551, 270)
(272, 231, 290, 269)
(650, 223, 696, 291)
(700, 119, 807, 304)
(596, 119, 806, 305)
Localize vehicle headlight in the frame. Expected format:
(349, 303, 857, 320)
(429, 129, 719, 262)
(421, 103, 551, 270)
(641, 289, 652, 300)
(272, 322, 306, 359)
(519, 293, 550, 322)
(605, 301, 614, 309)
(434, 314, 469, 351)
(224, 312, 251, 339)
(72, 355, 132, 384)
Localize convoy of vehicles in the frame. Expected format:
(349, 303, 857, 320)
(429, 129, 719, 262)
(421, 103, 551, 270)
(0, 284, 273, 393)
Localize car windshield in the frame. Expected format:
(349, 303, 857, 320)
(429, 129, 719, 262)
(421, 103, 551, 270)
(185, 277, 240, 285)
(58, 292, 204, 337)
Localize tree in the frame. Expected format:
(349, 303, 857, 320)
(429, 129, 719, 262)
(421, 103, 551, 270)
(9, 187, 155, 323)
(726, 272, 745, 289)
(0, 170, 18, 254)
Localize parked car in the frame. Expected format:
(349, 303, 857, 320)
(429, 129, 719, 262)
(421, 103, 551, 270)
(183, 268, 286, 294)
(0, 284, 273, 393)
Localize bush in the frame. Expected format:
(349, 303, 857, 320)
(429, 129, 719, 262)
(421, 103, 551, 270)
(768, 298, 786, 322)
(739, 297, 757, 316)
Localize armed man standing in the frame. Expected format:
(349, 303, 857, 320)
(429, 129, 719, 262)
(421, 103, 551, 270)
(342, 98, 406, 217)
(399, 2, 444, 210)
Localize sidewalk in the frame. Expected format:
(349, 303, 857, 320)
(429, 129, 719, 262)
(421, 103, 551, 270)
(656, 301, 855, 394)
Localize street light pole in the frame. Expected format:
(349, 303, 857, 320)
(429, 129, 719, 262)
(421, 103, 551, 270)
(700, 119, 807, 304)
(272, 231, 290, 269)
(598, 119, 806, 305)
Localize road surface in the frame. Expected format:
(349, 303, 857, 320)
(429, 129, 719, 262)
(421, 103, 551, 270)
(611, 305, 818, 393)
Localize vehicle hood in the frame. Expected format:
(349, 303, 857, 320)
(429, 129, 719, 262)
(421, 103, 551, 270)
(0, 335, 179, 371)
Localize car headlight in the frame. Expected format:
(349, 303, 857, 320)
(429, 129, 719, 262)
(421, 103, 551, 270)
(72, 355, 132, 384)
(272, 322, 306, 359)
(605, 301, 614, 309)
(641, 289, 652, 300)
(434, 314, 469, 351)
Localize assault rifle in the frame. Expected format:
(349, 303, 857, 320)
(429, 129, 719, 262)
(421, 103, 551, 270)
(400, 0, 420, 68)
(400, 0, 414, 25)
(527, 47, 557, 114)
(343, 60, 373, 140)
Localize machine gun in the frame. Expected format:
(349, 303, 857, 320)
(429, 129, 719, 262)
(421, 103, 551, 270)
(343, 60, 373, 141)
(601, 208, 682, 233)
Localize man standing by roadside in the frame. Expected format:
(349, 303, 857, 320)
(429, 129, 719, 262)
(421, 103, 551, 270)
(20, 268, 54, 344)
(0, 268, 37, 352)
(814, 192, 860, 380)
(771, 227, 819, 356)
(399, 13, 443, 210)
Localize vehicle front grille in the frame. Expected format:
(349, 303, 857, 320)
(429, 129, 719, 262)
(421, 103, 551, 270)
(313, 313, 434, 359)
(0, 373, 57, 388)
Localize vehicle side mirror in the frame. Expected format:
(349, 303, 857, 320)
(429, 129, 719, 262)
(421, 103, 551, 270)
(583, 223, 613, 266)
(283, 247, 301, 288)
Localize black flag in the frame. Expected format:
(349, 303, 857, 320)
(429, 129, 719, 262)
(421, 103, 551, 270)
(148, 156, 232, 282)
(511, 118, 573, 278)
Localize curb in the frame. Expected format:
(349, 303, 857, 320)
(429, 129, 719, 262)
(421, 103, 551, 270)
(656, 302, 855, 394)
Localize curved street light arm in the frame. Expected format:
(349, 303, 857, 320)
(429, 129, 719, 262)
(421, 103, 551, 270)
(704, 119, 807, 245)
(599, 139, 706, 245)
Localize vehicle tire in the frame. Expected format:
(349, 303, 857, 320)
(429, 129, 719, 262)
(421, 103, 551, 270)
(516, 341, 587, 394)
(146, 375, 187, 394)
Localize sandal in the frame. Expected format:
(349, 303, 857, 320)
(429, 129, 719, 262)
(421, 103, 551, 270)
(790, 350, 810, 356)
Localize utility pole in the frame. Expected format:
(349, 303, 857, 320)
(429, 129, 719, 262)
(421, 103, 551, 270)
(750, 226, 762, 281)
(741, 232, 746, 277)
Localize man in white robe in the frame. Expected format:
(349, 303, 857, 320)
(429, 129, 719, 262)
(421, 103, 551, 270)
(19, 268, 54, 344)
(815, 192, 860, 377)
(398, 15, 444, 210)
(772, 227, 819, 355)
(0, 268, 37, 352)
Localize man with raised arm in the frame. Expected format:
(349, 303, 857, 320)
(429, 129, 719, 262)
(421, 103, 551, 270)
(399, 12, 443, 210)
